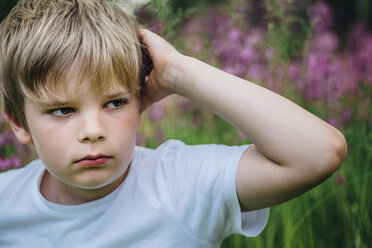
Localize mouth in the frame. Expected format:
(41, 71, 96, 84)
(74, 155, 113, 167)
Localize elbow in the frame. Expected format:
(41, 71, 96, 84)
(319, 130, 347, 177)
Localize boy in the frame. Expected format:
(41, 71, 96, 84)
(0, 0, 347, 247)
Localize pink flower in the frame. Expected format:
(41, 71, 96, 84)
(148, 100, 167, 122)
(288, 63, 300, 80)
(191, 114, 202, 129)
(154, 129, 164, 143)
(0, 158, 11, 171)
(228, 28, 241, 42)
(247, 64, 264, 81)
(176, 97, 192, 113)
(147, 19, 164, 35)
(327, 117, 339, 128)
(179, 16, 203, 34)
(309, 31, 339, 52)
(342, 109, 353, 123)
(264, 48, 274, 60)
(223, 66, 237, 76)
(336, 175, 345, 186)
(136, 133, 144, 146)
(244, 28, 265, 46)
(10, 156, 22, 169)
(239, 47, 257, 63)
(307, 2, 334, 34)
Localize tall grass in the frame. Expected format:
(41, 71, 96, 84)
(137, 97, 372, 247)
(220, 111, 372, 248)
(0, 0, 370, 246)
(136, 0, 372, 246)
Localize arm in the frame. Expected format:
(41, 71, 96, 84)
(139, 29, 347, 211)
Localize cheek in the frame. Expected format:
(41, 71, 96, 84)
(113, 119, 139, 147)
(112, 110, 141, 136)
(109, 114, 141, 157)
(30, 124, 70, 162)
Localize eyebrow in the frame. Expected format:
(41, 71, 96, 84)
(36, 91, 132, 109)
(102, 91, 131, 99)
(37, 101, 73, 110)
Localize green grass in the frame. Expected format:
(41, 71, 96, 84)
(139, 97, 372, 248)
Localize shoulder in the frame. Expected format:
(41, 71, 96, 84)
(132, 139, 252, 194)
(132, 139, 186, 167)
(0, 160, 43, 189)
(134, 139, 185, 157)
(149, 139, 251, 161)
(133, 140, 252, 180)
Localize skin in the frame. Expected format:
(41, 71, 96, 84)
(138, 29, 347, 211)
(9, 81, 141, 205)
(9, 29, 347, 210)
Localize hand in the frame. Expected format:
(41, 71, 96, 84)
(138, 29, 183, 110)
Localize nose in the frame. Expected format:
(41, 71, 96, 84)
(78, 112, 107, 143)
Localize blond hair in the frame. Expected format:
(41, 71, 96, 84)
(0, 0, 145, 128)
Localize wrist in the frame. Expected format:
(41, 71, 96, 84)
(162, 53, 191, 97)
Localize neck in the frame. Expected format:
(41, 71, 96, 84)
(39, 169, 128, 205)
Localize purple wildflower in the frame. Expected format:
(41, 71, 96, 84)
(154, 129, 164, 144)
(307, 1, 334, 34)
(228, 28, 241, 43)
(148, 100, 167, 122)
(136, 133, 144, 146)
(176, 97, 192, 113)
(0, 115, 32, 171)
(327, 117, 339, 128)
(191, 114, 202, 129)
(243, 28, 265, 46)
(179, 16, 204, 53)
(239, 46, 258, 64)
(342, 109, 353, 123)
(288, 63, 301, 80)
(309, 31, 339, 52)
(336, 175, 345, 186)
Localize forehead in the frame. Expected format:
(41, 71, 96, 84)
(32, 75, 132, 106)
(62, 79, 130, 97)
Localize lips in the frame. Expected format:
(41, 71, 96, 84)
(75, 155, 112, 167)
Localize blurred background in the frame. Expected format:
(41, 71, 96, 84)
(1, 0, 371, 247)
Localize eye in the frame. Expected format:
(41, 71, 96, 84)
(105, 99, 128, 109)
(48, 107, 75, 117)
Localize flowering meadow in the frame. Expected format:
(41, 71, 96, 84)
(1, 0, 371, 247)
(0, 112, 32, 171)
(136, 0, 372, 247)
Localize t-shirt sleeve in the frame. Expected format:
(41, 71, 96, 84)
(155, 140, 269, 246)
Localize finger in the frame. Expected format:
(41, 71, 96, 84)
(138, 28, 174, 55)
(138, 27, 149, 36)
(138, 28, 157, 62)
(138, 28, 155, 47)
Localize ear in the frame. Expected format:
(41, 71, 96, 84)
(6, 113, 32, 144)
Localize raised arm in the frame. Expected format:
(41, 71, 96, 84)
(139, 29, 347, 211)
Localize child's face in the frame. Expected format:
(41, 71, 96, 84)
(12, 78, 141, 192)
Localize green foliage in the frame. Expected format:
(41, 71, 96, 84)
(0, 145, 17, 157)
(139, 1, 371, 247)
(144, 0, 210, 37)
(263, 0, 311, 61)
(356, 0, 371, 24)
(0, 0, 370, 246)
(167, 0, 225, 12)
(140, 96, 372, 248)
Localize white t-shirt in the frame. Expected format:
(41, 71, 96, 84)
(0, 140, 269, 247)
